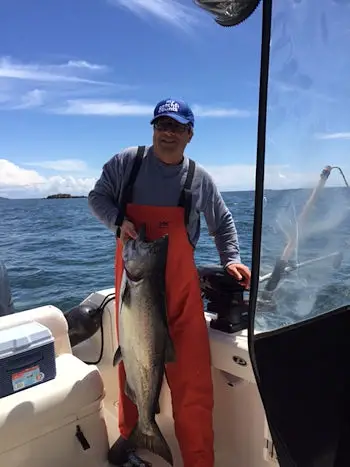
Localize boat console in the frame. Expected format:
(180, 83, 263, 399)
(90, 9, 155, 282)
(197, 264, 249, 334)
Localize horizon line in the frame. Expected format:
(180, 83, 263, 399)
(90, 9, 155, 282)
(1, 185, 348, 200)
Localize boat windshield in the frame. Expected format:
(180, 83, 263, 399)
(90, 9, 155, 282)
(193, 0, 350, 335)
(254, 0, 350, 334)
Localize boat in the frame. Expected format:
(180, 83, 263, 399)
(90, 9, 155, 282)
(0, 162, 348, 467)
(1, 1, 350, 466)
(0, 278, 276, 467)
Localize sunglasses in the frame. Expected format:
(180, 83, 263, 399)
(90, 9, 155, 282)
(153, 120, 190, 134)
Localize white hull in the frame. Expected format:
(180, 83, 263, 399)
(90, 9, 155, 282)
(0, 288, 278, 467)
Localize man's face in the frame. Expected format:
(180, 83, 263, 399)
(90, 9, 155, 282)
(153, 117, 193, 155)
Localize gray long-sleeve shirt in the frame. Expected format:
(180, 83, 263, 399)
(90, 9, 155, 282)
(88, 145, 241, 267)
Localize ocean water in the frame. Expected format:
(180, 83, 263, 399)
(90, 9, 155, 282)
(1, 189, 350, 331)
(0, 192, 253, 312)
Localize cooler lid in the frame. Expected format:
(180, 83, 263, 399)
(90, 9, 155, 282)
(0, 321, 53, 359)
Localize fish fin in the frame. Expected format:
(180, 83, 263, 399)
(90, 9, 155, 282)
(125, 380, 137, 404)
(121, 280, 131, 307)
(113, 346, 122, 366)
(164, 334, 176, 363)
(155, 400, 160, 415)
(128, 421, 173, 466)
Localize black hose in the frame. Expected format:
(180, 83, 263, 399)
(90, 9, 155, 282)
(82, 292, 115, 365)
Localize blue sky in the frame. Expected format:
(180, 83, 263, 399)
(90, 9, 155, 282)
(0, 0, 349, 198)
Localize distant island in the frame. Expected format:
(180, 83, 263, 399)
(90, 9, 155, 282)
(46, 194, 87, 199)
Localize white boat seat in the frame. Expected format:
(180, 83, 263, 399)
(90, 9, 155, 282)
(0, 353, 109, 467)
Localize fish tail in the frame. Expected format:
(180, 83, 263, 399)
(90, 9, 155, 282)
(129, 420, 173, 466)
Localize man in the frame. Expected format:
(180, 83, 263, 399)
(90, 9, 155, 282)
(0, 260, 15, 317)
(88, 98, 251, 467)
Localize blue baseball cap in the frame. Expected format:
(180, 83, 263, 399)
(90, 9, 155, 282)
(150, 98, 195, 127)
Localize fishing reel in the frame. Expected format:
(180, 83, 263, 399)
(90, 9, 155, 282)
(197, 264, 249, 334)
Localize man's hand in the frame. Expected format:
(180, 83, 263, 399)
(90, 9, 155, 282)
(120, 219, 138, 245)
(226, 263, 251, 289)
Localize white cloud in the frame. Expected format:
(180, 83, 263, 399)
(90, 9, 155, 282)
(0, 56, 109, 85)
(3, 158, 348, 200)
(0, 56, 252, 119)
(39, 174, 96, 196)
(52, 98, 253, 118)
(0, 159, 96, 199)
(0, 56, 129, 112)
(14, 89, 46, 109)
(23, 159, 88, 172)
(273, 81, 336, 103)
(53, 99, 154, 116)
(64, 60, 107, 71)
(0, 159, 45, 188)
(203, 163, 341, 192)
(193, 105, 253, 118)
(315, 132, 350, 140)
(108, 0, 198, 30)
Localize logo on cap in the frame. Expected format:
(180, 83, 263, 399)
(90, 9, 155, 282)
(157, 100, 180, 115)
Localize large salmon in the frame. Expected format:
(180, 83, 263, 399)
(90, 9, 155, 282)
(113, 224, 175, 466)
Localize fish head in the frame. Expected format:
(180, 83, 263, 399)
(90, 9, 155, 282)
(123, 227, 169, 281)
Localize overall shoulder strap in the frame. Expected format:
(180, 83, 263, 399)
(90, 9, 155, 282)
(178, 158, 196, 227)
(115, 146, 145, 237)
(124, 145, 145, 198)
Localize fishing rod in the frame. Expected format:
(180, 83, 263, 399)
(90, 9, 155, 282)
(259, 251, 343, 284)
(331, 166, 349, 188)
(264, 165, 350, 293)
